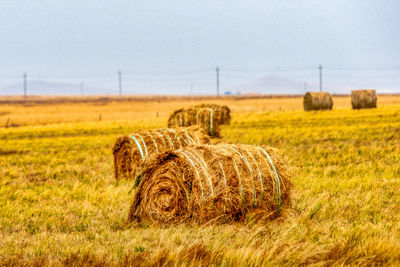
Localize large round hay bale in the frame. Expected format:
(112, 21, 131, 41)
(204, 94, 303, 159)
(303, 92, 333, 111)
(113, 126, 210, 180)
(167, 107, 223, 137)
(192, 103, 231, 125)
(128, 144, 292, 225)
(351, 90, 377, 109)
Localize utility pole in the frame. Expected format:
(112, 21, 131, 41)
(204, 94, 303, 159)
(118, 70, 122, 96)
(23, 73, 27, 99)
(216, 66, 220, 97)
(80, 83, 84, 96)
(318, 64, 323, 92)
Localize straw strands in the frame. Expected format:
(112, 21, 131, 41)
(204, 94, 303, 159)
(167, 107, 224, 137)
(113, 126, 210, 180)
(351, 90, 377, 109)
(128, 144, 292, 225)
(192, 103, 231, 125)
(303, 92, 333, 111)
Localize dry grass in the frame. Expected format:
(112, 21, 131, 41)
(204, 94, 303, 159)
(1, 95, 400, 265)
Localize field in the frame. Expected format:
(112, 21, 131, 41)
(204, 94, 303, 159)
(1, 95, 400, 266)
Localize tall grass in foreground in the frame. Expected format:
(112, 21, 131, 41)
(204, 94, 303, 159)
(0, 102, 400, 265)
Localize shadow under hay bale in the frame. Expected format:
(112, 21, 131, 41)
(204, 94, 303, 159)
(351, 90, 377, 109)
(167, 107, 224, 137)
(113, 126, 210, 180)
(128, 144, 292, 225)
(303, 92, 333, 111)
(192, 103, 231, 125)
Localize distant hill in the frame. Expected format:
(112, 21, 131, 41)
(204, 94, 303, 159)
(1, 80, 104, 95)
(236, 74, 315, 95)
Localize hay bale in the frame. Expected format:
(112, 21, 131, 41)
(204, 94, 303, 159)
(192, 103, 231, 125)
(113, 126, 210, 180)
(128, 144, 292, 225)
(167, 107, 223, 137)
(167, 108, 197, 128)
(303, 92, 333, 111)
(351, 90, 377, 109)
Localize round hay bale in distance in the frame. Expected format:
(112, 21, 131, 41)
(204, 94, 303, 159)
(303, 92, 333, 111)
(351, 90, 377, 109)
(192, 103, 231, 125)
(128, 144, 292, 225)
(167, 107, 224, 137)
(113, 126, 210, 180)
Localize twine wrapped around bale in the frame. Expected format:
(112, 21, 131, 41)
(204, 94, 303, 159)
(167, 107, 224, 137)
(128, 144, 292, 225)
(113, 126, 210, 180)
(303, 92, 333, 111)
(192, 103, 231, 125)
(351, 90, 377, 109)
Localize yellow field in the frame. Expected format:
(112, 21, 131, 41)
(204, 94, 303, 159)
(1, 95, 399, 127)
(1, 95, 400, 265)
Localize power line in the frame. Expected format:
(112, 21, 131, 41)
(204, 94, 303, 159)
(1, 64, 400, 81)
(223, 66, 316, 73)
(124, 69, 213, 77)
(3, 64, 399, 82)
(324, 64, 400, 70)
(322, 73, 400, 79)
(27, 73, 116, 80)
(0, 64, 399, 96)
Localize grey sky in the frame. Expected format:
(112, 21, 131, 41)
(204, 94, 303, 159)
(0, 0, 399, 95)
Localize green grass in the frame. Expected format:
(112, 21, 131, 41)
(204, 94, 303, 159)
(1, 105, 400, 266)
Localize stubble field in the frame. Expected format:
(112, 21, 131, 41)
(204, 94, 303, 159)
(0, 95, 400, 266)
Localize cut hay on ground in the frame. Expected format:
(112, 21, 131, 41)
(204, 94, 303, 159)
(167, 107, 224, 137)
(303, 92, 333, 111)
(113, 126, 210, 180)
(351, 90, 377, 109)
(192, 103, 231, 125)
(128, 144, 292, 225)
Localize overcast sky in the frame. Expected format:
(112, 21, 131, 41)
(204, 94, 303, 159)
(0, 0, 399, 95)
